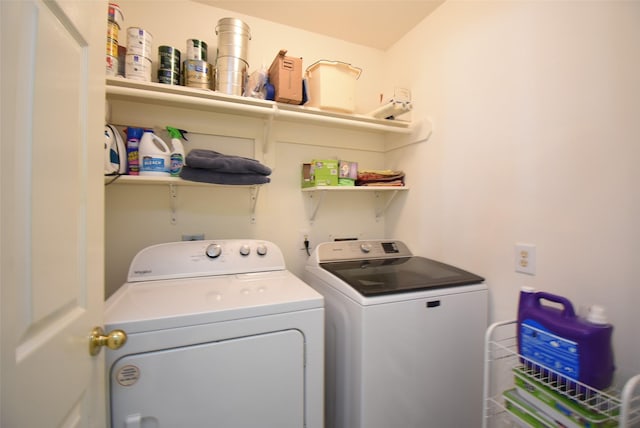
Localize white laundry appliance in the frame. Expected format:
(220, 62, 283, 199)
(104, 239, 324, 428)
(303, 239, 488, 428)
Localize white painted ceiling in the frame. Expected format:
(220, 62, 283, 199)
(194, 1, 445, 50)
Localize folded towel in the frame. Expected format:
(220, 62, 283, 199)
(186, 149, 272, 176)
(356, 169, 405, 186)
(180, 166, 271, 185)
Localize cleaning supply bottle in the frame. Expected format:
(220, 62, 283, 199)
(166, 126, 188, 177)
(126, 127, 144, 175)
(138, 130, 171, 176)
(517, 287, 615, 390)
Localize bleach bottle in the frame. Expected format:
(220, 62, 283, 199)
(166, 126, 188, 177)
(139, 130, 170, 176)
(517, 287, 615, 390)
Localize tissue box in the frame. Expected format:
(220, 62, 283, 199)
(301, 160, 338, 187)
(269, 49, 303, 104)
(338, 160, 357, 186)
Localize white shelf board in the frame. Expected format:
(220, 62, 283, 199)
(104, 175, 262, 188)
(106, 77, 412, 134)
(301, 185, 409, 192)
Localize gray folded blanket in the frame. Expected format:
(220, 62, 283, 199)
(186, 149, 272, 176)
(180, 166, 271, 185)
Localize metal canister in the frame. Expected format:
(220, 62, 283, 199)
(158, 46, 181, 72)
(126, 27, 153, 58)
(106, 55, 118, 76)
(125, 54, 152, 82)
(186, 39, 207, 61)
(107, 3, 124, 29)
(158, 69, 180, 85)
(184, 59, 212, 89)
(107, 20, 119, 43)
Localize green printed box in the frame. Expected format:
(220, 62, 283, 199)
(302, 159, 338, 187)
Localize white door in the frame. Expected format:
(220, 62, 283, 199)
(1, 0, 107, 426)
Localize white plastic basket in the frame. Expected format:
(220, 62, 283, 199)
(305, 60, 362, 113)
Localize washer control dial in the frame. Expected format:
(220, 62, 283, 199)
(205, 243, 222, 258)
(239, 244, 251, 256)
(360, 243, 372, 253)
(256, 244, 268, 256)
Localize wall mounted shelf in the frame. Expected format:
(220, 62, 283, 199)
(302, 186, 409, 223)
(106, 77, 413, 153)
(105, 175, 262, 224)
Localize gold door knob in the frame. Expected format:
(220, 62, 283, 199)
(89, 326, 127, 356)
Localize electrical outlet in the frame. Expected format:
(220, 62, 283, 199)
(515, 243, 536, 275)
(298, 229, 310, 251)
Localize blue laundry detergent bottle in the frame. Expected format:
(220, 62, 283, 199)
(517, 287, 615, 390)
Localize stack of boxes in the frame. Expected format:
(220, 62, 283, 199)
(301, 160, 357, 188)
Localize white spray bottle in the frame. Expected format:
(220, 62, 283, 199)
(166, 126, 188, 177)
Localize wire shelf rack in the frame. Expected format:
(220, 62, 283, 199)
(482, 320, 640, 428)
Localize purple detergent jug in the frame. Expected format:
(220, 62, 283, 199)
(517, 287, 615, 391)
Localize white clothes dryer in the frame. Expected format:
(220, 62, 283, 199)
(105, 239, 324, 428)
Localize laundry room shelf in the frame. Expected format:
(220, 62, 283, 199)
(105, 175, 262, 224)
(302, 186, 409, 222)
(105, 77, 412, 135)
(482, 320, 640, 428)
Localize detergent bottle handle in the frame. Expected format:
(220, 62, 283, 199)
(534, 291, 576, 318)
(149, 133, 170, 152)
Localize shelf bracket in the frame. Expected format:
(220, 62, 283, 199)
(169, 183, 177, 224)
(263, 104, 278, 154)
(307, 190, 326, 224)
(374, 189, 399, 220)
(249, 186, 259, 224)
(263, 115, 273, 154)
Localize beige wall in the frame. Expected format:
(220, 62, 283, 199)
(385, 0, 640, 384)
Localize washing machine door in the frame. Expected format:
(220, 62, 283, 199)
(110, 329, 304, 427)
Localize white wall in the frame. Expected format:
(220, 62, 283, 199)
(105, 1, 393, 297)
(385, 0, 640, 384)
(106, 0, 640, 385)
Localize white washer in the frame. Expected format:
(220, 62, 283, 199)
(303, 239, 488, 428)
(105, 239, 324, 428)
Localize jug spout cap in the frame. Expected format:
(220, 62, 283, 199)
(586, 305, 608, 324)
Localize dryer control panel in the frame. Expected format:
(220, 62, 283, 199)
(127, 239, 285, 282)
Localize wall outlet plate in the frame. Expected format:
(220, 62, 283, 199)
(515, 243, 536, 275)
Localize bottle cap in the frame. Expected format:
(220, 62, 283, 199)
(586, 305, 608, 325)
(521, 286, 535, 293)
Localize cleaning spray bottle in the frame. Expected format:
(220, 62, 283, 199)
(166, 126, 188, 177)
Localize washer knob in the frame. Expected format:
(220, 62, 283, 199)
(360, 243, 372, 253)
(239, 244, 251, 256)
(205, 243, 222, 258)
(256, 244, 268, 256)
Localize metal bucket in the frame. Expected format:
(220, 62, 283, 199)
(215, 56, 248, 95)
(215, 18, 251, 61)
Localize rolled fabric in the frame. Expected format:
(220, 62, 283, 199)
(180, 166, 271, 185)
(186, 149, 272, 175)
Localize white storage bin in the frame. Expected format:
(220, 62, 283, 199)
(305, 60, 361, 113)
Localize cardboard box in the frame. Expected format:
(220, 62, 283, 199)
(301, 163, 314, 188)
(301, 160, 339, 187)
(338, 160, 357, 186)
(269, 49, 303, 104)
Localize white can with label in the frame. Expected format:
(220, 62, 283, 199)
(126, 27, 153, 58)
(106, 55, 118, 76)
(125, 54, 152, 82)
